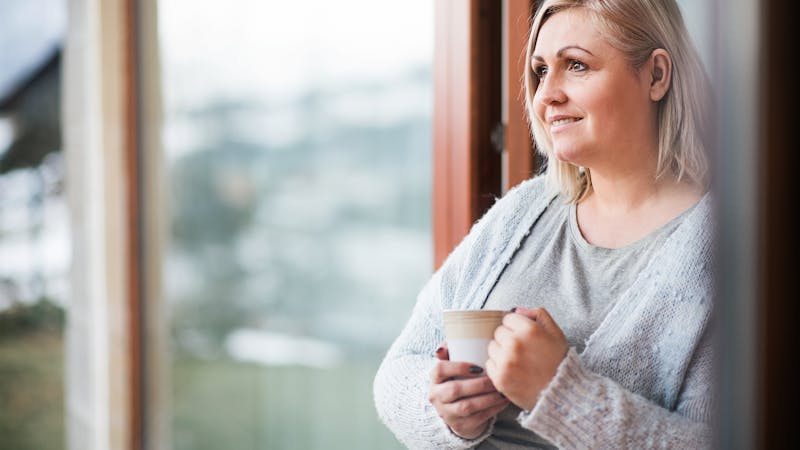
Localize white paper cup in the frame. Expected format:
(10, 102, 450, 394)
(443, 309, 507, 368)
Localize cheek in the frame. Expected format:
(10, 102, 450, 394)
(581, 89, 624, 132)
(592, 93, 642, 138)
(533, 92, 544, 118)
(532, 93, 547, 123)
(593, 76, 650, 126)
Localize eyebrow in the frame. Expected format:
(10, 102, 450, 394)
(532, 45, 594, 62)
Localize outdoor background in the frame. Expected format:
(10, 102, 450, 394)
(1, 0, 432, 449)
(158, 1, 432, 449)
(1, 0, 67, 448)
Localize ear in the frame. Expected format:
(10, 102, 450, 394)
(648, 49, 672, 102)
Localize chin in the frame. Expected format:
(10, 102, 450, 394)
(552, 146, 583, 166)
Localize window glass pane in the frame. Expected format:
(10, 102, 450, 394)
(157, 1, 432, 448)
(0, 1, 67, 449)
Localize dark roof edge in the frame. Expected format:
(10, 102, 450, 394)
(0, 45, 62, 111)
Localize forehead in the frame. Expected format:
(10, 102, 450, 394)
(533, 8, 606, 55)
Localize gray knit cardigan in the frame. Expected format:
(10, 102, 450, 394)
(373, 176, 714, 449)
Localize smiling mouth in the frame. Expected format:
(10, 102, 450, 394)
(551, 117, 581, 126)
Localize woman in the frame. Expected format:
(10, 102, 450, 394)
(374, 0, 714, 448)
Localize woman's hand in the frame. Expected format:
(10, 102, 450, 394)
(428, 343, 510, 439)
(486, 307, 569, 411)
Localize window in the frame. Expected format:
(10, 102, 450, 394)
(154, 1, 433, 448)
(57, 0, 796, 447)
(0, 1, 67, 449)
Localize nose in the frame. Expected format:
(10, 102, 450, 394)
(535, 73, 567, 106)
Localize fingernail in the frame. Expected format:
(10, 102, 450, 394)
(469, 365, 484, 374)
(435, 347, 445, 355)
(510, 307, 518, 313)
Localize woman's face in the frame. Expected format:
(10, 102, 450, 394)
(532, 9, 655, 169)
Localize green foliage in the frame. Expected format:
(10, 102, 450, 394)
(0, 298, 65, 338)
(0, 329, 64, 450)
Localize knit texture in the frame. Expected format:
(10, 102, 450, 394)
(373, 176, 715, 449)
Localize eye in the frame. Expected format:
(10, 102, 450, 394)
(567, 59, 587, 72)
(533, 64, 548, 78)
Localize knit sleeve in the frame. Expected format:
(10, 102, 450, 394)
(372, 267, 492, 449)
(373, 178, 544, 449)
(517, 346, 713, 449)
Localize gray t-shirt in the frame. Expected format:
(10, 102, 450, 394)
(480, 196, 696, 449)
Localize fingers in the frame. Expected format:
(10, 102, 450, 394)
(486, 307, 569, 411)
(509, 307, 557, 330)
(491, 306, 568, 365)
(435, 342, 450, 361)
(446, 391, 508, 421)
(433, 374, 498, 403)
(479, 397, 513, 422)
(430, 360, 485, 384)
(429, 351, 511, 439)
(491, 322, 517, 347)
(435, 391, 510, 438)
(498, 307, 566, 343)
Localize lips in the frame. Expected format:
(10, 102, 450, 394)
(546, 115, 583, 132)
(552, 117, 580, 126)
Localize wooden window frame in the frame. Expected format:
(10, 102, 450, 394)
(433, 0, 537, 268)
(502, 0, 537, 194)
(756, 1, 796, 447)
(63, 0, 159, 449)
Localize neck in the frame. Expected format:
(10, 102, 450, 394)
(584, 163, 669, 214)
(584, 165, 704, 219)
(578, 120, 666, 210)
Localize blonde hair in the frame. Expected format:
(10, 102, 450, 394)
(524, 0, 712, 202)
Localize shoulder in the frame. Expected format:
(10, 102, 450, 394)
(435, 176, 557, 308)
(456, 176, 557, 265)
(478, 176, 554, 225)
(437, 176, 553, 269)
(504, 175, 552, 205)
(654, 191, 715, 296)
(676, 191, 715, 245)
